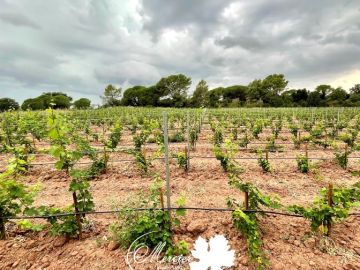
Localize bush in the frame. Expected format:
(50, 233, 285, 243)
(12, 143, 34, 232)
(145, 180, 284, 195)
(335, 150, 349, 169)
(109, 178, 186, 255)
(22, 92, 72, 110)
(296, 154, 309, 173)
(73, 98, 91, 109)
(0, 98, 19, 112)
(0, 178, 36, 239)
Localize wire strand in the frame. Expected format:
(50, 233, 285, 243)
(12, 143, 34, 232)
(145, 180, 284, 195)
(1, 207, 359, 220)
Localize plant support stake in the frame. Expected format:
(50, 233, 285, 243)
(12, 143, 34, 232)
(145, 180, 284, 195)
(327, 184, 333, 235)
(159, 188, 165, 210)
(244, 191, 249, 210)
(0, 217, 5, 240)
(162, 112, 172, 228)
(186, 112, 190, 170)
(72, 192, 82, 240)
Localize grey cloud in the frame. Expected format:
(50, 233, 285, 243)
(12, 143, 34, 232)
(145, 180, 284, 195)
(216, 36, 264, 51)
(215, 0, 360, 50)
(141, 0, 233, 38)
(1, 0, 360, 103)
(289, 44, 360, 78)
(94, 61, 161, 85)
(0, 12, 40, 29)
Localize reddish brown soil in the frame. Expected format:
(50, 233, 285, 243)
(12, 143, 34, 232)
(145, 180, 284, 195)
(0, 128, 359, 270)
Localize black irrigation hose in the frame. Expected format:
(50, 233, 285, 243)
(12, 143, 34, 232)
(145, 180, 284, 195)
(191, 156, 360, 160)
(26, 157, 173, 166)
(0, 145, 357, 158)
(1, 207, 360, 220)
(0, 155, 359, 168)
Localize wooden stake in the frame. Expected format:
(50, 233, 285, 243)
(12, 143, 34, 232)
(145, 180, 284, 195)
(103, 146, 108, 173)
(244, 191, 249, 210)
(159, 188, 165, 210)
(0, 218, 5, 240)
(186, 112, 190, 169)
(327, 184, 333, 235)
(344, 144, 348, 169)
(185, 146, 189, 172)
(142, 147, 147, 163)
(162, 112, 172, 230)
(32, 135, 36, 150)
(72, 192, 82, 240)
(305, 143, 308, 158)
(265, 150, 269, 161)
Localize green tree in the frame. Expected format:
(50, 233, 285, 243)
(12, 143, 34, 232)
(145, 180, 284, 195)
(345, 84, 360, 106)
(0, 98, 19, 112)
(349, 84, 360, 94)
(280, 91, 295, 106)
(315, 85, 332, 100)
(101, 84, 122, 107)
(21, 98, 45, 110)
(205, 87, 223, 107)
(327, 87, 348, 106)
(122, 86, 148, 106)
(122, 85, 164, 107)
(73, 98, 91, 109)
(346, 93, 360, 106)
(21, 92, 72, 110)
(156, 74, 191, 107)
(191, 80, 208, 107)
(52, 95, 71, 109)
(247, 79, 264, 102)
(41, 92, 72, 108)
(247, 74, 288, 106)
(262, 74, 288, 95)
(307, 91, 322, 107)
(290, 89, 309, 106)
(222, 85, 248, 106)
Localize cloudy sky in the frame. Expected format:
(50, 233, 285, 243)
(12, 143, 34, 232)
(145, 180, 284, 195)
(0, 0, 359, 104)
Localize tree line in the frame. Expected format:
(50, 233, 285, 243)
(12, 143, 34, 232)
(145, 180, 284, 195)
(1, 73, 360, 111)
(119, 74, 360, 108)
(0, 93, 91, 112)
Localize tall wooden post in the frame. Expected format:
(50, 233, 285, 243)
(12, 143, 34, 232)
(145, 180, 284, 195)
(327, 184, 333, 235)
(186, 112, 190, 170)
(72, 192, 82, 240)
(163, 112, 172, 228)
(244, 192, 249, 210)
(159, 188, 165, 210)
(0, 217, 5, 240)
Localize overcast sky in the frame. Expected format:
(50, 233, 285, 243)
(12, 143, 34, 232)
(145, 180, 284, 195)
(0, 0, 359, 104)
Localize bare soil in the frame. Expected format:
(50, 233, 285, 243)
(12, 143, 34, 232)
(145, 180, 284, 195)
(0, 128, 359, 270)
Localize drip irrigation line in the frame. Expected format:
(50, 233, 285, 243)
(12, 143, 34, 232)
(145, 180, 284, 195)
(1, 142, 357, 154)
(0, 146, 353, 158)
(189, 156, 360, 160)
(0, 141, 336, 147)
(27, 157, 174, 166)
(1, 207, 359, 220)
(1, 155, 359, 168)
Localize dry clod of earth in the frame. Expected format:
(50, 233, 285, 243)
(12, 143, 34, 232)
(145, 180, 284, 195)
(53, 236, 68, 248)
(186, 219, 208, 234)
(107, 241, 119, 251)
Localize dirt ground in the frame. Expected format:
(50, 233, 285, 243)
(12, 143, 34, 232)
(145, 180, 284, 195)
(0, 127, 359, 270)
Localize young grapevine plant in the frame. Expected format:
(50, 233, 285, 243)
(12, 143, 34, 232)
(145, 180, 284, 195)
(227, 174, 281, 270)
(288, 182, 360, 235)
